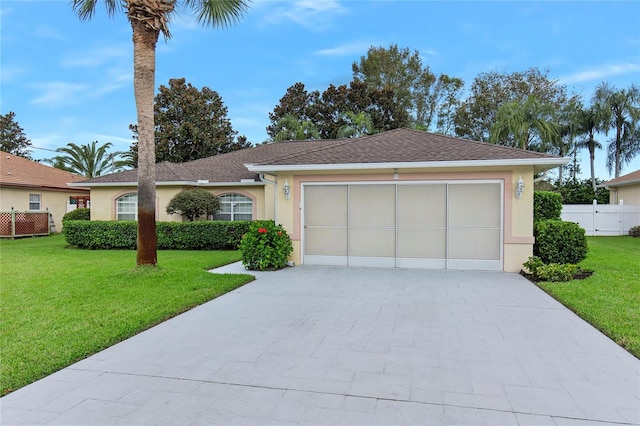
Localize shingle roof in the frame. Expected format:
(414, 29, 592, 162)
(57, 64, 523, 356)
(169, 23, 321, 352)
(603, 169, 640, 187)
(0, 151, 89, 191)
(77, 129, 566, 185)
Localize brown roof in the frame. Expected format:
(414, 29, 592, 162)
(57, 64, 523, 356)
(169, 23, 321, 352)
(603, 169, 640, 187)
(0, 151, 89, 191)
(78, 129, 565, 185)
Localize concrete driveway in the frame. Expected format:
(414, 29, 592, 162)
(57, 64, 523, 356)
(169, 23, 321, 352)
(2, 264, 639, 425)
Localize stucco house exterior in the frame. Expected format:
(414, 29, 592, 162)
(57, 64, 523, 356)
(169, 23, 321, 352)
(0, 151, 90, 232)
(71, 129, 568, 272)
(603, 169, 640, 206)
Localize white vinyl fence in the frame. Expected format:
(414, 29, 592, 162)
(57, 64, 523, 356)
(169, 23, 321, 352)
(561, 200, 640, 236)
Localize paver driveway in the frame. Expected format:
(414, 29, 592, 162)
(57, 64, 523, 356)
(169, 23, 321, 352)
(2, 264, 639, 425)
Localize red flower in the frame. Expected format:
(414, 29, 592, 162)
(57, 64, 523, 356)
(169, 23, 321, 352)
(277, 231, 282, 235)
(258, 227, 268, 234)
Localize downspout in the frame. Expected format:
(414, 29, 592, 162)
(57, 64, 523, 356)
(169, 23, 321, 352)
(259, 173, 278, 224)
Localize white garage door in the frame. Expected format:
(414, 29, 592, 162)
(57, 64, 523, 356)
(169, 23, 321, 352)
(303, 181, 502, 270)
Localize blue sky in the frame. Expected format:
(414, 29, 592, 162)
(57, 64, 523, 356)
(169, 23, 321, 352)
(1, 1, 639, 180)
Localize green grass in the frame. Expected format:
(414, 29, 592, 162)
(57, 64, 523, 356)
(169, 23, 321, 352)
(0, 234, 253, 396)
(537, 236, 640, 358)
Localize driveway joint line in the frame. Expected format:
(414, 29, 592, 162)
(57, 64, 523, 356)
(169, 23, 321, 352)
(68, 367, 636, 425)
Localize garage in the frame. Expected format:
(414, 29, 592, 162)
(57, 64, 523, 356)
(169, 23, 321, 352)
(302, 181, 503, 270)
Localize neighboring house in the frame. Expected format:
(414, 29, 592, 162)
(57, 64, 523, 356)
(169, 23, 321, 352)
(71, 129, 568, 272)
(0, 151, 90, 232)
(602, 169, 640, 205)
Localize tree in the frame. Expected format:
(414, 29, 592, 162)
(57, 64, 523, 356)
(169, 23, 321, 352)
(71, 0, 249, 266)
(267, 81, 409, 141)
(44, 141, 121, 178)
(128, 78, 246, 164)
(593, 82, 640, 177)
(352, 44, 462, 130)
(0, 111, 32, 158)
(575, 105, 605, 192)
(454, 67, 569, 142)
(272, 114, 320, 142)
(266, 83, 319, 140)
(554, 98, 584, 184)
(166, 188, 220, 221)
(337, 111, 374, 138)
(488, 95, 558, 151)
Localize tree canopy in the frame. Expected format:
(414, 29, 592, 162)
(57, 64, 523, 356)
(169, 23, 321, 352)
(0, 112, 32, 159)
(129, 78, 250, 164)
(44, 141, 122, 178)
(166, 188, 221, 221)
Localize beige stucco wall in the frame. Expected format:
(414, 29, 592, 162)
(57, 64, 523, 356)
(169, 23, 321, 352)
(0, 187, 90, 232)
(276, 166, 536, 272)
(89, 185, 268, 222)
(608, 184, 640, 205)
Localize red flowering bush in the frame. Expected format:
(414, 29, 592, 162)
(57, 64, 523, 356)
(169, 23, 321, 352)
(239, 220, 293, 271)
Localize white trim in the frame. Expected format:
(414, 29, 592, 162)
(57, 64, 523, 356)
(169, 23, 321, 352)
(246, 158, 570, 173)
(67, 181, 266, 188)
(446, 259, 503, 271)
(348, 256, 396, 268)
(396, 258, 446, 269)
(303, 255, 347, 266)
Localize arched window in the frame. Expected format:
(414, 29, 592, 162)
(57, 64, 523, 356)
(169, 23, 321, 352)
(214, 193, 253, 221)
(116, 193, 137, 220)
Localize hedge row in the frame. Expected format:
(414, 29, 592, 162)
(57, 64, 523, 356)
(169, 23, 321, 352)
(63, 220, 251, 250)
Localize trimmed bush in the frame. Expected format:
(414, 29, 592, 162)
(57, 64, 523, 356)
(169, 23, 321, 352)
(166, 188, 221, 221)
(63, 220, 250, 250)
(239, 220, 293, 271)
(533, 191, 562, 222)
(630, 226, 640, 237)
(62, 208, 90, 222)
(536, 263, 578, 282)
(534, 219, 588, 264)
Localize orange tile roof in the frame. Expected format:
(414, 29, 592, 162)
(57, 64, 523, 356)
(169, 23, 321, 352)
(0, 151, 89, 191)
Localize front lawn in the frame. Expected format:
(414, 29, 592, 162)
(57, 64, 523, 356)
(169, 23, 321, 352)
(537, 236, 640, 358)
(0, 234, 253, 396)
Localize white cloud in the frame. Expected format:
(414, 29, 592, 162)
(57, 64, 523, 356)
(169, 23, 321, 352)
(31, 82, 88, 106)
(260, 0, 347, 30)
(62, 45, 130, 68)
(314, 41, 372, 57)
(34, 24, 67, 42)
(559, 62, 640, 84)
(93, 68, 133, 96)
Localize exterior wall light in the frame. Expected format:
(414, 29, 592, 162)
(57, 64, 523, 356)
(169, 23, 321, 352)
(515, 175, 525, 199)
(283, 179, 291, 200)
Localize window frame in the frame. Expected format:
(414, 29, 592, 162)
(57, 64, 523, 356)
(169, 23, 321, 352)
(214, 193, 253, 221)
(29, 194, 41, 211)
(116, 193, 138, 221)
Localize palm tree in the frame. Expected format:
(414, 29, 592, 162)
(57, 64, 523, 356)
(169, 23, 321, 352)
(575, 105, 605, 192)
(337, 111, 375, 138)
(593, 82, 640, 177)
(71, 0, 249, 266)
(489, 95, 558, 151)
(273, 114, 320, 141)
(44, 141, 120, 178)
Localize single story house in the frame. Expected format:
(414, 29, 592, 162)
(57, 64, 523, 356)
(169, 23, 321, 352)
(71, 129, 568, 272)
(602, 169, 640, 205)
(0, 151, 90, 233)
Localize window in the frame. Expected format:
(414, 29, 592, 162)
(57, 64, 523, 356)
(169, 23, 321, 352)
(29, 194, 41, 210)
(116, 193, 137, 220)
(214, 193, 253, 221)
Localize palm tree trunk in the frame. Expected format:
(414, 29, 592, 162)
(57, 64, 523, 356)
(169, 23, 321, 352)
(589, 142, 597, 193)
(132, 21, 159, 266)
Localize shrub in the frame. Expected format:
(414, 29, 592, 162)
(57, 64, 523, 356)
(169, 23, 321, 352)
(536, 263, 578, 282)
(555, 179, 609, 204)
(62, 208, 90, 222)
(630, 226, 640, 237)
(63, 220, 250, 250)
(522, 255, 544, 276)
(533, 191, 562, 222)
(534, 219, 588, 264)
(166, 189, 221, 221)
(239, 220, 293, 271)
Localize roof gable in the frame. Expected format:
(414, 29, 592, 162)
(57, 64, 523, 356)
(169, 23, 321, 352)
(0, 151, 89, 191)
(603, 170, 640, 187)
